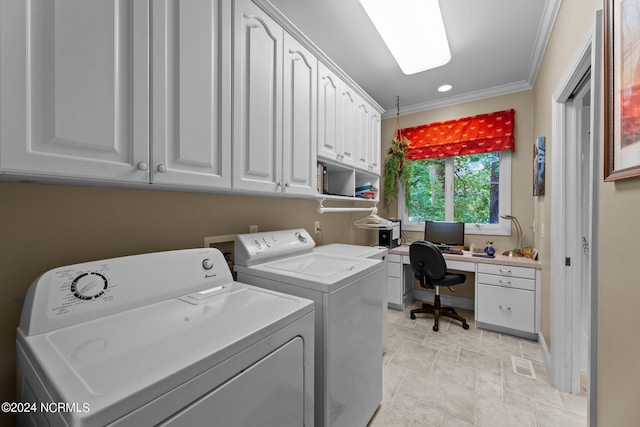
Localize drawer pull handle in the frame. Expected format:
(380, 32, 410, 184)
(499, 280, 512, 286)
(499, 305, 512, 312)
(499, 269, 512, 275)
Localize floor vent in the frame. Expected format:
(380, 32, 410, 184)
(511, 356, 536, 379)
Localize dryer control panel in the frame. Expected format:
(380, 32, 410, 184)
(19, 248, 233, 336)
(234, 229, 315, 267)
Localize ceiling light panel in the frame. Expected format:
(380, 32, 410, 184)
(359, 0, 451, 75)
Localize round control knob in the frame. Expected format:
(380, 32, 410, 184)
(71, 272, 108, 300)
(137, 162, 148, 171)
(202, 259, 214, 270)
(295, 231, 307, 243)
(157, 164, 167, 173)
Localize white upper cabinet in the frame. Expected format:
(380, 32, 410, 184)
(368, 109, 382, 175)
(354, 97, 381, 175)
(355, 97, 371, 172)
(151, 0, 231, 189)
(0, 0, 150, 183)
(0, 0, 231, 189)
(318, 63, 355, 167)
(232, 0, 316, 196)
(232, 0, 283, 193)
(1, 0, 377, 198)
(282, 33, 317, 196)
(339, 84, 358, 167)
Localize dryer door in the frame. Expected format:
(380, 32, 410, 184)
(160, 337, 305, 427)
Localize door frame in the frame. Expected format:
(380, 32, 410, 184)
(549, 10, 601, 425)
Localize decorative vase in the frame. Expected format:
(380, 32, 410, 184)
(484, 244, 495, 256)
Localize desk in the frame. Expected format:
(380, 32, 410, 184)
(388, 245, 541, 340)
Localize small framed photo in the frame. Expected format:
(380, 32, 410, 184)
(533, 137, 545, 196)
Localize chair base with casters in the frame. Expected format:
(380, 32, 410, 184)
(408, 240, 470, 332)
(410, 287, 470, 332)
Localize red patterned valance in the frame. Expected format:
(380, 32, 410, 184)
(400, 109, 515, 161)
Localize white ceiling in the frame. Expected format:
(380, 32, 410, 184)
(269, 0, 561, 117)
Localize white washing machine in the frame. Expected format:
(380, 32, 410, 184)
(234, 229, 384, 427)
(17, 248, 314, 427)
(313, 244, 388, 321)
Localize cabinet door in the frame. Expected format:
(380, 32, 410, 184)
(317, 63, 341, 162)
(355, 98, 370, 171)
(0, 0, 149, 183)
(282, 33, 317, 196)
(339, 86, 357, 167)
(368, 109, 381, 175)
(151, 0, 231, 189)
(232, 0, 283, 192)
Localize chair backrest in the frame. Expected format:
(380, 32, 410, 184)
(409, 241, 447, 286)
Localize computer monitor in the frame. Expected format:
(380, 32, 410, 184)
(424, 221, 465, 247)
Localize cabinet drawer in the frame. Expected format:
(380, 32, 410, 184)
(477, 284, 535, 333)
(387, 262, 402, 278)
(477, 273, 535, 291)
(477, 263, 535, 279)
(387, 253, 401, 263)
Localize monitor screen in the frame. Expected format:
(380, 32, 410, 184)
(424, 221, 465, 247)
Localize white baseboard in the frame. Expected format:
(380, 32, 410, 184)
(538, 330, 552, 380)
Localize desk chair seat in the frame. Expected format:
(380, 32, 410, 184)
(409, 241, 470, 332)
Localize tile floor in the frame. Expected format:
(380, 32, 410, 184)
(369, 301, 587, 427)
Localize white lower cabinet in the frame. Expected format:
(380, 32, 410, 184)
(476, 263, 538, 339)
(386, 254, 403, 308)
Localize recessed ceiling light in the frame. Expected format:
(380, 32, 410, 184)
(359, 0, 451, 75)
(438, 84, 453, 92)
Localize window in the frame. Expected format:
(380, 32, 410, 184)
(399, 150, 512, 235)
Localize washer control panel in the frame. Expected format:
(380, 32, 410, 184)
(234, 229, 315, 267)
(19, 248, 233, 336)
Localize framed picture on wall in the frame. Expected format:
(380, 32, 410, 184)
(605, 0, 640, 181)
(533, 136, 545, 196)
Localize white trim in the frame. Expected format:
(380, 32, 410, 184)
(550, 11, 601, 425)
(382, 82, 532, 119)
(538, 330, 553, 380)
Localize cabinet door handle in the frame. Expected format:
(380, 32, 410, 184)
(276, 181, 282, 187)
(284, 182, 290, 188)
(157, 164, 167, 173)
(137, 162, 148, 171)
(499, 280, 512, 286)
(499, 269, 512, 275)
(498, 305, 512, 312)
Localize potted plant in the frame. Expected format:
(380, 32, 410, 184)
(382, 134, 413, 208)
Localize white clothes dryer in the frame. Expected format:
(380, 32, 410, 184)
(17, 248, 314, 427)
(234, 230, 384, 427)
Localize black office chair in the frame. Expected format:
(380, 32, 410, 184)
(409, 241, 470, 331)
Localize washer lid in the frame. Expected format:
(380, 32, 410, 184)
(235, 253, 381, 292)
(314, 243, 387, 258)
(18, 282, 312, 425)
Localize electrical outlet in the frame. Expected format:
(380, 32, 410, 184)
(314, 221, 321, 234)
(249, 225, 258, 233)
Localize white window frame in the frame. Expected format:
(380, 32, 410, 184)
(397, 150, 512, 236)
